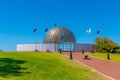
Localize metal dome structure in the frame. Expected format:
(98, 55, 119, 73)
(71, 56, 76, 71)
(43, 26, 76, 44)
(16, 26, 95, 52)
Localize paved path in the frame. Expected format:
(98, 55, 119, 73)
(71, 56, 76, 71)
(63, 52, 120, 80)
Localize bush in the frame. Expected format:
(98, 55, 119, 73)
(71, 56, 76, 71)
(114, 49, 120, 54)
(90, 51, 96, 53)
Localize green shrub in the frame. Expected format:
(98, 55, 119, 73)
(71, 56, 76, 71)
(114, 49, 120, 53)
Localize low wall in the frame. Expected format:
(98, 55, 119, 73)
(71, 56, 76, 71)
(17, 44, 58, 52)
(16, 43, 95, 52)
(75, 44, 95, 52)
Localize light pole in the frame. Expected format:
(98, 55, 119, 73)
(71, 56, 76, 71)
(107, 51, 110, 60)
(70, 42, 72, 59)
(103, 48, 110, 60)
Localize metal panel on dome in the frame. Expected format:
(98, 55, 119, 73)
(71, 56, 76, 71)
(43, 26, 76, 51)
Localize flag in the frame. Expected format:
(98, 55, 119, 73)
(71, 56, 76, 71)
(45, 28, 48, 32)
(97, 29, 101, 34)
(33, 27, 37, 32)
(86, 28, 91, 33)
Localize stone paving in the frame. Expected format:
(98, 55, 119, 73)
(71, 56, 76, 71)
(63, 52, 120, 80)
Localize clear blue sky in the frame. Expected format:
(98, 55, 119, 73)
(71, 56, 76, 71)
(0, 0, 120, 50)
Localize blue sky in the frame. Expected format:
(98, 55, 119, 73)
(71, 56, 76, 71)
(0, 0, 120, 50)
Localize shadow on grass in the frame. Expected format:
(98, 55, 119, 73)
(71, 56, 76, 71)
(0, 58, 30, 78)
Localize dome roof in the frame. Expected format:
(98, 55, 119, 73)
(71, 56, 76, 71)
(43, 26, 76, 44)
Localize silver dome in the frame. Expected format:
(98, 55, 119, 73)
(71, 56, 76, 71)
(43, 26, 76, 44)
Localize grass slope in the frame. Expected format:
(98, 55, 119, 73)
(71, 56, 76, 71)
(86, 52, 120, 62)
(0, 51, 109, 80)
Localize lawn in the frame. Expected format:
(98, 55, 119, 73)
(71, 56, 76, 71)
(0, 51, 109, 80)
(85, 52, 120, 62)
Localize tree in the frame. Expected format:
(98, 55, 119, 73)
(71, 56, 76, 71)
(95, 37, 118, 53)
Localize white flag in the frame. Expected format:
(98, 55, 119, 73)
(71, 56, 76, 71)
(86, 28, 91, 33)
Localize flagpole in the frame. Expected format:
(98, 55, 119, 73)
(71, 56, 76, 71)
(98, 29, 101, 53)
(99, 32, 101, 52)
(100, 31, 102, 53)
(90, 28, 92, 52)
(35, 30, 38, 51)
(86, 28, 92, 52)
(90, 29, 92, 52)
(34, 27, 38, 52)
(53, 24, 57, 52)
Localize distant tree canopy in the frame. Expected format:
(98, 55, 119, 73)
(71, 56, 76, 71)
(95, 37, 119, 53)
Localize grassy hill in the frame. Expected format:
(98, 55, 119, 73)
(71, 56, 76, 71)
(0, 51, 109, 80)
(86, 52, 120, 62)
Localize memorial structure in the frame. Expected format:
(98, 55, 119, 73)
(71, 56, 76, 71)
(17, 26, 95, 52)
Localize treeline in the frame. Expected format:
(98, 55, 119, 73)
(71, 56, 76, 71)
(95, 37, 120, 53)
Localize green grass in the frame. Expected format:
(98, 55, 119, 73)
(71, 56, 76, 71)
(85, 52, 120, 62)
(0, 51, 109, 80)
